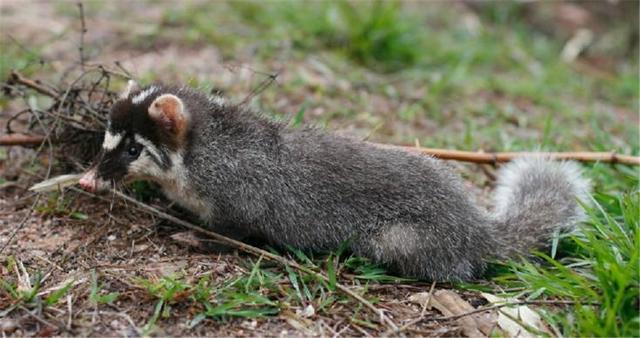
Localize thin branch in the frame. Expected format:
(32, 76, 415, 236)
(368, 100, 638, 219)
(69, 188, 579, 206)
(0, 134, 46, 146)
(0, 104, 57, 254)
(77, 2, 88, 70)
(240, 70, 279, 105)
(435, 299, 598, 322)
(6, 109, 32, 134)
(110, 189, 400, 332)
(18, 306, 63, 331)
(9, 70, 59, 98)
(381, 145, 640, 166)
(113, 61, 135, 79)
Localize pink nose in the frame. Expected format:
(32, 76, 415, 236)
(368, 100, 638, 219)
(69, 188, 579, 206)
(79, 170, 97, 192)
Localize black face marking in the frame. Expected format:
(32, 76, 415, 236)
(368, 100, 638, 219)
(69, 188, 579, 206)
(95, 136, 143, 182)
(109, 85, 182, 151)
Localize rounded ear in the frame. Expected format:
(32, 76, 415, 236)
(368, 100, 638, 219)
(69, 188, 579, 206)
(148, 94, 190, 140)
(119, 79, 139, 99)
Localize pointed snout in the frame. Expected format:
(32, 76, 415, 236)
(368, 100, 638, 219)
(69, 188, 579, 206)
(79, 169, 98, 193)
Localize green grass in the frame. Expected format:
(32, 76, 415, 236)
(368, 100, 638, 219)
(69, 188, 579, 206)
(494, 189, 639, 336)
(129, 245, 413, 332)
(35, 191, 89, 221)
(3, 1, 638, 335)
(89, 270, 119, 305)
(266, 1, 423, 72)
(480, 164, 640, 336)
(1, 265, 76, 312)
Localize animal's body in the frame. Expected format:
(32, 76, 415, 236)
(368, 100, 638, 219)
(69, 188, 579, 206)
(79, 82, 590, 281)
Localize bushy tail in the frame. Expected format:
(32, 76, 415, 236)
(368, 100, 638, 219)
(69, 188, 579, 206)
(489, 157, 591, 258)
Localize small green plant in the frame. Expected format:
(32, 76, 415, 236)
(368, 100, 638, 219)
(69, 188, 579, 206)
(36, 192, 89, 220)
(44, 280, 73, 306)
(89, 270, 119, 305)
(137, 276, 190, 335)
(292, 103, 307, 127)
(0, 268, 75, 313)
(0, 41, 45, 80)
(333, 1, 423, 72)
(200, 259, 280, 321)
(1, 271, 42, 305)
(343, 256, 414, 283)
(129, 181, 162, 202)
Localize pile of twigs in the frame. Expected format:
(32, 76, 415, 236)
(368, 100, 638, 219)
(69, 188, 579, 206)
(2, 66, 129, 167)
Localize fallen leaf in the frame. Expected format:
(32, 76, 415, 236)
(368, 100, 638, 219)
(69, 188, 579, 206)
(431, 290, 495, 337)
(132, 244, 150, 253)
(481, 293, 552, 338)
(408, 291, 432, 309)
(296, 304, 315, 318)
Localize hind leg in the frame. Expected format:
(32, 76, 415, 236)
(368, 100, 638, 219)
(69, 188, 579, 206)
(353, 223, 483, 281)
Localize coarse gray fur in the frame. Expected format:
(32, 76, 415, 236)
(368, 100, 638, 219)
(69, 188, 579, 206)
(96, 85, 592, 281)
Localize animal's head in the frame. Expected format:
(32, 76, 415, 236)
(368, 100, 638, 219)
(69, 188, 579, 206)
(79, 81, 191, 192)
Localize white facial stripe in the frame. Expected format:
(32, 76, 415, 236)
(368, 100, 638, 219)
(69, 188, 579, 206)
(128, 152, 165, 179)
(134, 134, 163, 165)
(132, 86, 157, 104)
(210, 96, 225, 106)
(102, 131, 124, 150)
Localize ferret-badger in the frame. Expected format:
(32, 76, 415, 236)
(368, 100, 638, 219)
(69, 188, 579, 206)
(79, 81, 590, 281)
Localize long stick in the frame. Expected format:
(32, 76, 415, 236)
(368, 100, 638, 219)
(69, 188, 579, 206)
(401, 147, 640, 166)
(373, 143, 640, 165)
(0, 134, 47, 146)
(4, 132, 636, 166)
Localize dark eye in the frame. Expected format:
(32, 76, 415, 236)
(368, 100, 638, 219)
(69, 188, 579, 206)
(128, 146, 140, 157)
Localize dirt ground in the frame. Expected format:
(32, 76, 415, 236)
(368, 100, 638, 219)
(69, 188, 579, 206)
(0, 1, 636, 337)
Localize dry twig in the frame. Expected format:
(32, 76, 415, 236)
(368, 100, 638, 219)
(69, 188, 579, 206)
(9, 70, 59, 98)
(240, 70, 279, 105)
(393, 146, 640, 166)
(0, 133, 46, 146)
(77, 2, 88, 70)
